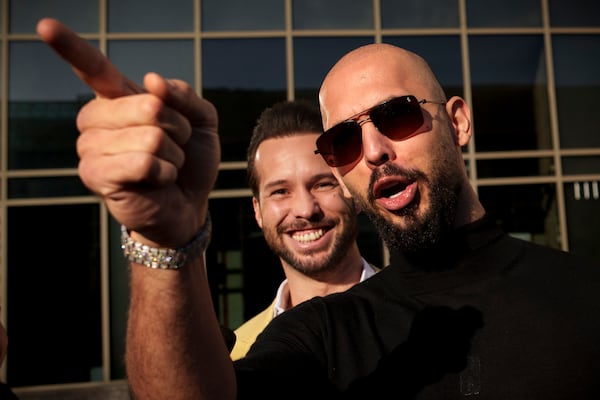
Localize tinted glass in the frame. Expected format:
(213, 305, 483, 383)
(293, 0, 373, 29)
(10, 0, 97, 33)
(562, 156, 600, 175)
(294, 37, 374, 102)
(202, 0, 284, 30)
(477, 157, 555, 178)
(553, 35, 600, 148)
(381, 0, 459, 28)
(549, 0, 600, 27)
(8, 41, 94, 169)
(108, 0, 193, 32)
(478, 184, 560, 249)
(108, 40, 194, 86)
(469, 35, 550, 151)
(8, 176, 89, 198)
(382, 36, 463, 98)
(202, 38, 287, 161)
(466, 0, 541, 27)
(7, 204, 101, 386)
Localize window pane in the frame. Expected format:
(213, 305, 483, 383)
(549, 0, 600, 27)
(202, 0, 284, 31)
(466, 0, 541, 27)
(562, 156, 600, 175)
(479, 184, 560, 249)
(293, 0, 373, 30)
(109, 218, 129, 379)
(294, 37, 374, 102)
(469, 35, 551, 152)
(564, 181, 600, 260)
(381, 0, 459, 28)
(9, 0, 97, 33)
(8, 41, 94, 169)
(202, 38, 287, 162)
(8, 176, 89, 198)
(382, 36, 463, 98)
(108, 0, 193, 32)
(7, 204, 102, 386)
(553, 35, 600, 148)
(108, 40, 194, 87)
(477, 157, 555, 178)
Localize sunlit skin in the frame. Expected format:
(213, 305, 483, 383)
(319, 44, 485, 253)
(252, 133, 365, 306)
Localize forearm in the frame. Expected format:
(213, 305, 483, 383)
(126, 257, 236, 400)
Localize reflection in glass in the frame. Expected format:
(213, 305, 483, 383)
(478, 184, 560, 249)
(202, 38, 287, 161)
(564, 181, 600, 260)
(108, 0, 193, 32)
(7, 204, 102, 386)
(552, 35, 600, 148)
(202, 0, 284, 31)
(382, 36, 463, 98)
(469, 35, 550, 152)
(381, 0, 459, 28)
(549, 0, 600, 27)
(10, 0, 97, 33)
(294, 37, 374, 102)
(293, 0, 373, 29)
(466, 0, 541, 27)
(8, 41, 94, 169)
(108, 40, 194, 87)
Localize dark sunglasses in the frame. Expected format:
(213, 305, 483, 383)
(315, 95, 446, 168)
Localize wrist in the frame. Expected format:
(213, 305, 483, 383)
(121, 212, 211, 270)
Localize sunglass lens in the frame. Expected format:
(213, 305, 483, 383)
(317, 121, 362, 167)
(371, 96, 423, 140)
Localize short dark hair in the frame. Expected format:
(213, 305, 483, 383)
(247, 100, 323, 196)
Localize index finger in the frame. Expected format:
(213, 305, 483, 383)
(36, 18, 144, 98)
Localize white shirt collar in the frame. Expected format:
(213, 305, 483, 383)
(273, 258, 375, 317)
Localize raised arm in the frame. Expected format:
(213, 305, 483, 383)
(37, 18, 235, 400)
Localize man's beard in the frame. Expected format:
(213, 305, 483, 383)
(263, 211, 359, 277)
(356, 162, 461, 255)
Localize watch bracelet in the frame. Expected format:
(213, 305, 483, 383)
(120, 213, 211, 270)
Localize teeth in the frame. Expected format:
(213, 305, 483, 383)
(293, 229, 324, 243)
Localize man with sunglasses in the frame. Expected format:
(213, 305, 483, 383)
(230, 100, 377, 360)
(38, 18, 600, 400)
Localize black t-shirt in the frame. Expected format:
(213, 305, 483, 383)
(235, 217, 600, 399)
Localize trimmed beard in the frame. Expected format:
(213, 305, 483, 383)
(357, 162, 461, 255)
(263, 206, 360, 277)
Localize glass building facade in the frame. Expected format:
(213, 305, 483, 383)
(1, 0, 599, 394)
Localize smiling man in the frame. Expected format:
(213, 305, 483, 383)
(230, 100, 377, 360)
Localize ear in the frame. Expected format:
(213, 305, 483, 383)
(252, 196, 263, 228)
(446, 96, 472, 147)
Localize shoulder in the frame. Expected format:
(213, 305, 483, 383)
(231, 301, 276, 360)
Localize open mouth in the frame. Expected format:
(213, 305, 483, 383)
(292, 229, 325, 243)
(373, 177, 418, 211)
(374, 177, 413, 199)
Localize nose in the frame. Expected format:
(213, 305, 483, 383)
(357, 119, 395, 168)
(292, 189, 322, 220)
